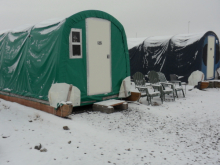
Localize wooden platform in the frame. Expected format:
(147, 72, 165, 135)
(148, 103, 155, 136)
(0, 93, 72, 117)
(201, 81, 220, 89)
(93, 99, 128, 114)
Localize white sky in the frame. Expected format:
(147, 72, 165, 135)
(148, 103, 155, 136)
(0, 0, 220, 38)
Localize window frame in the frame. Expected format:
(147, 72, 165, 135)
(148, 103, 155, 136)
(69, 28, 82, 59)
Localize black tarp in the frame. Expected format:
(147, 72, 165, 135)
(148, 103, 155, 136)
(129, 31, 220, 82)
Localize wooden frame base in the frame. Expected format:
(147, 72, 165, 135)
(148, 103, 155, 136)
(0, 94, 72, 117)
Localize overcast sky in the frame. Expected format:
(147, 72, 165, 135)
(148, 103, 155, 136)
(0, 0, 220, 38)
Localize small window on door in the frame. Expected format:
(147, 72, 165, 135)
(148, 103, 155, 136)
(69, 28, 82, 59)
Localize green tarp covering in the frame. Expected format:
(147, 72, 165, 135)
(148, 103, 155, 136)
(0, 10, 130, 106)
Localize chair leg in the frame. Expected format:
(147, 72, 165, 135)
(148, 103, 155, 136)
(160, 95, 163, 104)
(146, 96, 150, 104)
(149, 97, 152, 105)
(175, 90, 178, 98)
(182, 89, 185, 97)
(173, 92, 175, 101)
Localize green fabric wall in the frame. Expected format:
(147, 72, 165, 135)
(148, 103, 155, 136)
(0, 10, 130, 106)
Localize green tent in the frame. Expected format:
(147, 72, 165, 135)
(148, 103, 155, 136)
(0, 10, 130, 107)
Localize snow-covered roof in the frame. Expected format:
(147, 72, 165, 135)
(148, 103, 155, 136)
(34, 18, 66, 28)
(171, 32, 206, 47)
(128, 32, 208, 49)
(0, 17, 66, 35)
(143, 36, 172, 48)
(11, 24, 33, 33)
(0, 29, 10, 35)
(127, 37, 147, 49)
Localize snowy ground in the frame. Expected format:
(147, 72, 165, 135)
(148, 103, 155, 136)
(1, 85, 220, 165)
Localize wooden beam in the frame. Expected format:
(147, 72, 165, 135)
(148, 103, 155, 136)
(0, 94, 72, 117)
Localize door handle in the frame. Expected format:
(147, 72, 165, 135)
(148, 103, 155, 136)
(107, 54, 110, 59)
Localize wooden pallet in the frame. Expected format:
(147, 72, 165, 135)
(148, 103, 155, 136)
(93, 99, 128, 114)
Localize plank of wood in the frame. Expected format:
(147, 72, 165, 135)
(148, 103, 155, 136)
(0, 94, 72, 117)
(123, 80, 128, 97)
(66, 85, 73, 101)
(201, 82, 209, 90)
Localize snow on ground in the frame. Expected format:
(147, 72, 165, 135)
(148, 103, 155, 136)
(1, 85, 220, 165)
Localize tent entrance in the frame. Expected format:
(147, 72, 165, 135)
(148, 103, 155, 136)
(86, 18, 112, 96)
(206, 36, 215, 79)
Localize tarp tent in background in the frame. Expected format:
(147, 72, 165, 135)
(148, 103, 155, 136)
(128, 31, 220, 82)
(0, 10, 130, 108)
(129, 36, 171, 79)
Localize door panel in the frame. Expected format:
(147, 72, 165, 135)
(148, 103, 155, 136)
(207, 36, 215, 79)
(86, 18, 111, 95)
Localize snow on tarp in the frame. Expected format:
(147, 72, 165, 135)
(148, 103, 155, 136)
(11, 24, 33, 33)
(0, 18, 65, 36)
(170, 32, 205, 47)
(128, 33, 205, 50)
(0, 29, 10, 35)
(0, 18, 65, 34)
(8, 55, 21, 73)
(38, 20, 65, 35)
(34, 18, 66, 28)
(8, 33, 20, 42)
(0, 32, 7, 43)
(0, 17, 64, 101)
(0, 30, 30, 95)
(142, 36, 171, 70)
(127, 37, 147, 49)
(143, 36, 172, 47)
(129, 35, 172, 78)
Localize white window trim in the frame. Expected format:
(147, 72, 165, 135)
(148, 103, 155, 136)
(69, 28, 82, 59)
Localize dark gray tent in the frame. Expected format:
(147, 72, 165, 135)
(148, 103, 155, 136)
(129, 31, 220, 82)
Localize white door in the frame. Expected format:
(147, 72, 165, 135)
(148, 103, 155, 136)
(207, 36, 215, 79)
(86, 18, 111, 96)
